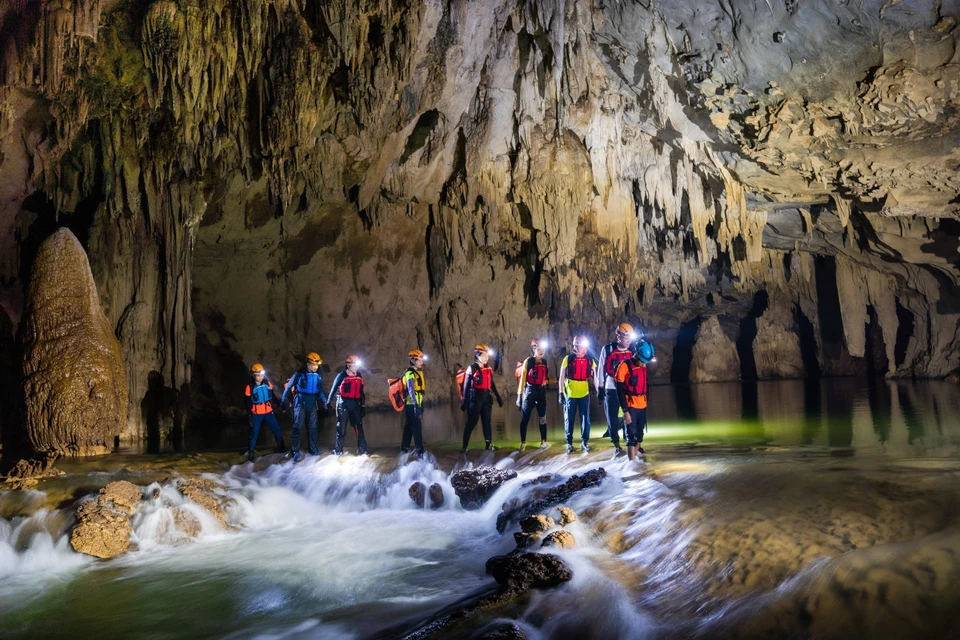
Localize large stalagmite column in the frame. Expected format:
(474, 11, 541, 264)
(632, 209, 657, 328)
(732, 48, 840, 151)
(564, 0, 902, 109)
(19, 229, 128, 456)
(690, 316, 741, 383)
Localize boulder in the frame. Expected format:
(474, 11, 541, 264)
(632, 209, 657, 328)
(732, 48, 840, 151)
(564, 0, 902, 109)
(176, 477, 233, 529)
(541, 530, 576, 549)
(478, 622, 527, 640)
(485, 552, 573, 594)
(70, 499, 132, 559)
(497, 468, 607, 533)
(100, 481, 143, 514)
(173, 507, 202, 538)
(409, 481, 426, 507)
(519, 514, 555, 534)
(19, 229, 128, 456)
(558, 506, 577, 526)
(513, 531, 542, 549)
(428, 483, 444, 509)
(451, 466, 518, 510)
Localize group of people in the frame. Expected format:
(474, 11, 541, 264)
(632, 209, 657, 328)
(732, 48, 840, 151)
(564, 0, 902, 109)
(242, 323, 655, 463)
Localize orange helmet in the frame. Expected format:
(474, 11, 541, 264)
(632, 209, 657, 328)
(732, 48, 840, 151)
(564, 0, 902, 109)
(572, 335, 590, 349)
(475, 343, 490, 353)
(345, 354, 361, 366)
(531, 338, 549, 350)
(306, 352, 322, 365)
(250, 363, 265, 374)
(408, 349, 424, 359)
(616, 323, 634, 337)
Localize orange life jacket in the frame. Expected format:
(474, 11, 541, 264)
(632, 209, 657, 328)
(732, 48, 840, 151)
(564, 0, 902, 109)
(624, 361, 648, 397)
(472, 366, 492, 390)
(525, 359, 548, 386)
(604, 347, 633, 378)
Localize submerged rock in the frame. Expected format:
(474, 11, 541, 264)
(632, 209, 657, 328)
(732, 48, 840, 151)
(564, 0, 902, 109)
(172, 507, 202, 539)
(428, 483, 444, 509)
(497, 468, 607, 533)
(485, 552, 573, 593)
(19, 229, 128, 456)
(409, 481, 426, 507)
(100, 481, 143, 515)
(71, 498, 132, 559)
(176, 477, 233, 529)
(477, 622, 527, 640)
(519, 514, 555, 534)
(513, 531, 542, 550)
(451, 467, 518, 510)
(541, 530, 576, 549)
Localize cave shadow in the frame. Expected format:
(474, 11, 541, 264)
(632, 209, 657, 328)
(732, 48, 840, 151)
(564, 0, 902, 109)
(141, 371, 179, 454)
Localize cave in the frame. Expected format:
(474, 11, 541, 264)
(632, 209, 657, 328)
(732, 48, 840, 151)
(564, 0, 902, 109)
(2, 1, 960, 638)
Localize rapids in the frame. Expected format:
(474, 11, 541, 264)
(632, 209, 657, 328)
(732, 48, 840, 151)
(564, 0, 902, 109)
(1, 379, 960, 639)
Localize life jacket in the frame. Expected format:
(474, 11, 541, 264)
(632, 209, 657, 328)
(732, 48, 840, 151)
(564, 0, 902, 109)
(565, 356, 592, 381)
(514, 361, 524, 383)
(456, 368, 467, 400)
(339, 374, 364, 400)
(525, 358, 548, 386)
(249, 381, 272, 405)
(604, 346, 633, 379)
(388, 377, 406, 411)
(623, 360, 648, 397)
(472, 365, 492, 390)
(296, 370, 322, 395)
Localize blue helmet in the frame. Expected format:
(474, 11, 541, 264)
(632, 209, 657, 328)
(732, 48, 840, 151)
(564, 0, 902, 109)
(633, 338, 655, 363)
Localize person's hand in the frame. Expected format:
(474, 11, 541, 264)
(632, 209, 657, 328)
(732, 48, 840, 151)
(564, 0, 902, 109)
(597, 390, 605, 403)
(323, 402, 330, 412)
(460, 401, 467, 412)
(360, 405, 367, 418)
(623, 412, 632, 426)
(516, 397, 522, 409)
(496, 396, 503, 408)
(415, 405, 424, 418)
(559, 394, 566, 405)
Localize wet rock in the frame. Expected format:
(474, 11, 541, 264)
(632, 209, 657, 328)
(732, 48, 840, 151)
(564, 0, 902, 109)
(5, 453, 59, 479)
(18, 229, 128, 456)
(409, 481, 426, 507)
(541, 530, 576, 549)
(428, 483, 444, 509)
(519, 514, 555, 534)
(497, 468, 608, 533)
(177, 477, 233, 529)
(513, 532, 542, 550)
(558, 506, 577, 526)
(451, 467, 518, 510)
(173, 507, 202, 538)
(477, 622, 527, 640)
(70, 498, 132, 559)
(485, 552, 573, 593)
(100, 480, 143, 515)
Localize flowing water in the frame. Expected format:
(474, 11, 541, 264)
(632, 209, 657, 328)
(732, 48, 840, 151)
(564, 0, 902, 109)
(2, 379, 960, 639)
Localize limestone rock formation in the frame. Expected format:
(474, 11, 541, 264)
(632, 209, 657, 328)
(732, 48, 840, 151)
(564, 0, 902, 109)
(690, 316, 741, 383)
(176, 477, 234, 529)
(496, 468, 607, 533)
(541, 529, 575, 549)
(451, 466, 518, 510)
(2, 0, 960, 445)
(18, 229, 127, 456)
(557, 506, 577, 526)
(485, 552, 573, 593)
(519, 514, 555, 534)
(409, 481, 426, 508)
(428, 483, 444, 509)
(70, 480, 143, 558)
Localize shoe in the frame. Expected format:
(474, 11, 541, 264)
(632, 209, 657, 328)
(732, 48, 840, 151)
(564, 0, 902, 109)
(276, 439, 287, 454)
(359, 451, 369, 457)
(334, 450, 344, 456)
(414, 449, 425, 458)
(460, 448, 468, 455)
(581, 443, 591, 453)
(566, 444, 574, 454)
(400, 448, 409, 454)
(519, 443, 526, 452)
(539, 442, 549, 449)
(614, 446, 624, 457)
(309, 450, 321, 456)
(293, 452, 303, 463)
(638, 446, 645, 455)
(485, 443, 499, 451)
(247, 450, 255, 462)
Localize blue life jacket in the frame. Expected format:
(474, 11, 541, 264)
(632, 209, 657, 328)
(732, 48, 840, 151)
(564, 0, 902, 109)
(296, 370, 322, 395)
(250, 382, 271, 405)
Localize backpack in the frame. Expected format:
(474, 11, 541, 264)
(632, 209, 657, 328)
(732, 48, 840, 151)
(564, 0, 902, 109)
(456, 368, 467, 401)
(514, 361, 524, 383)
(387, 377, 405, 412)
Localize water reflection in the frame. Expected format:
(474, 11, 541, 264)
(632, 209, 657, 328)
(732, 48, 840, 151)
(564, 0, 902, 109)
(190, 379, 960, 458)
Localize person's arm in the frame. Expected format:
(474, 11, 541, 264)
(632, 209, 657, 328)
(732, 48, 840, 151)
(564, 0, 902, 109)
(615, 363, 632, 424)
(517, 358, 529, 401)
(558, 357, 568, 404)
(325, 372, 343, 408)
(595, 345, 607, 391)
(280, 373, 297, 406)
(359, 379, 366, 414)
(244, 384, 253, 414)
(491, 375, 503, 406)
(406, 372, 420, 409)
(461, 365, 474, 409)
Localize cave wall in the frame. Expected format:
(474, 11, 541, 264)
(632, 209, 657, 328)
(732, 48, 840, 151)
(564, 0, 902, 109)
(1, 0, 958, 440)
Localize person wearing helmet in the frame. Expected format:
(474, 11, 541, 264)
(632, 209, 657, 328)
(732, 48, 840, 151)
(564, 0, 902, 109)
(516, 339, 550, 451)
(460, 344, 503, 453)
(558, 336, 597, 454)
(400, 349, 427, 456)
(615, 339, 654, 460)
(596, 323, 637, 457)
(326, 355, 368, 455)
(281, 352, 327, 461)
(244, 363, 285, 462)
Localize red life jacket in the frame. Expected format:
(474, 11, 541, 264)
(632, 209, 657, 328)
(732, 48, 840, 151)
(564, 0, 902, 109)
(472, 366, 492, 390)
(624, 361, 648, 397)
(339, 374, 364, 400)
(604, 347, 633, 378)
(525, 359, 548, 386)
(566, 357, 591, 381)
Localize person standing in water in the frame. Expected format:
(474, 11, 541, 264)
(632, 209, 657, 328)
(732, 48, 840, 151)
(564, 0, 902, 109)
(596, 323, 636, 457)
(516, 339, 550, 451)
(400, 349, 427, 456)
(558, 335, 596, 454)
(245, 363, 285, 461)
(615, 339, 654, 461)
(281, 352, 326, 462)
(460, 344, 503, 453)
(326, 355, 368, 456)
